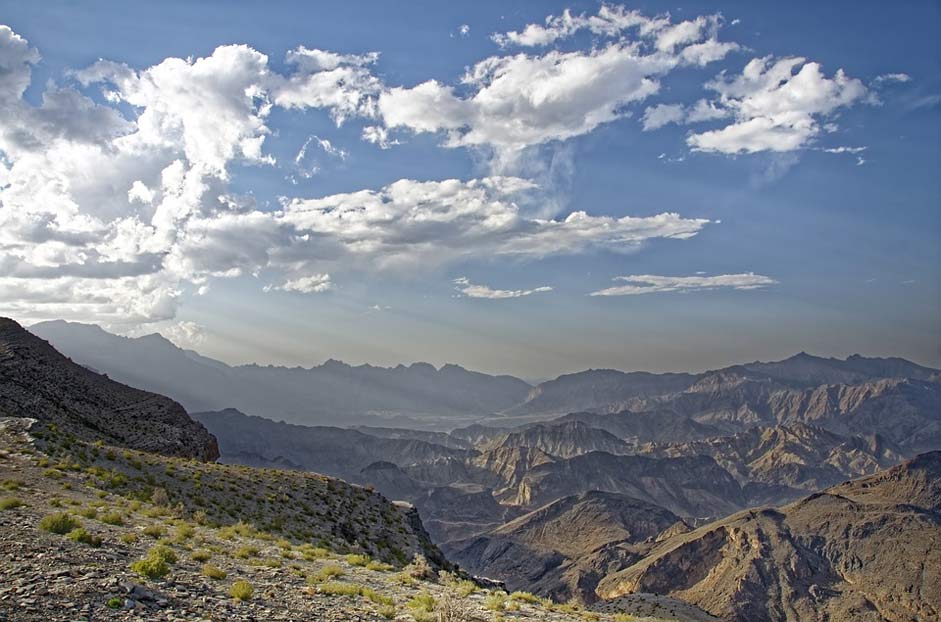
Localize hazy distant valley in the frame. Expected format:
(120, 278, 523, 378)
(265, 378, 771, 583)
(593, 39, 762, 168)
(15, 319, 941, 622)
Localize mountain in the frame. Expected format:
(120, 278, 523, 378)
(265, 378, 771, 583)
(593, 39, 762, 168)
(742, 351, 941, 386)
(512, 369, 699, 416)
(553, 410, 723, 444)
(511, 453, 746, 520)
(0, 317, 218, 461)
(192, 408, 474, 480)
(643, 423, 905, 494)
(29, 320, 532, 427)
(597, 452, 941, 622)
(448, 491, 685, 602)
(485, 421, 634, 458)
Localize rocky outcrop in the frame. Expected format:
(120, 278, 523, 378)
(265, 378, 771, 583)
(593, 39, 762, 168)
(0, 318, 218, 461)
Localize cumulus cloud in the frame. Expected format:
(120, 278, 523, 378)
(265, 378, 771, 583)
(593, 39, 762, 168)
(453, 276, 551, 299)
(378, 6, 738, 164)
(0, 23, 714, 327)
(685, 57, 869, 153)
(590, 272, 776, 296)
(642, 103, 686, 131)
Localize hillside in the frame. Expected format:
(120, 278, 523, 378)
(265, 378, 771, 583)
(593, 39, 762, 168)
(0, 318, 218, 462)
(596, 453, 941, 622)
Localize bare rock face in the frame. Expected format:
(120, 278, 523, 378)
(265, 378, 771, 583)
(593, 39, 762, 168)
(0, 318, 218, 461)
(596, 452, 941, 622)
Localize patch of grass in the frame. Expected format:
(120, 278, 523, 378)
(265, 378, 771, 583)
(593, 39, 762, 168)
(191, 550, 212, 562)
(39, 512, 81, 535)
(0, 479, 21, 491)
(234, 545, 259, 559)
(229, 580, 253, 601)
(407, 592, 436, 613)
(366, 560, 393, 572)
(142, 524, 165, 539)
(301, 546, 331, 561)
(377, 604, 396, 619)
(456, 580, 479, 598)
(362, 587, 394, 606)
(120, 532, 139, 545)
(318, 581, 361, 597)
(67, 527, 103, 547)
(485, 592, 507, 612)
(106, 597, 123, 609)
(307, 564, 345, 584)
(0, 497, 24, 511)
(99, 512, 124, 526)
(201, 564, 226, 580)
(345, 553, 371, 566)
(510, 591, 540, 604)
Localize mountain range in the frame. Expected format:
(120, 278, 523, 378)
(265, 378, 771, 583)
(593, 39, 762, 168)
(8, 317, 941, 621)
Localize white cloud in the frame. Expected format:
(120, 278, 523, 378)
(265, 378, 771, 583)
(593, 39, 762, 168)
(264, 273, 333, 294)
(642, 103, 686, 131)
(686, 57, 869, 154)
(873, 73, 911, 85)
(821, 146, 867, 154)
(379, 6, 738, 164)
(280, 177, 711, 269)
(453, 276, 551, 299)
(459, 24, 470, 37)
(590, 272, 776, 296)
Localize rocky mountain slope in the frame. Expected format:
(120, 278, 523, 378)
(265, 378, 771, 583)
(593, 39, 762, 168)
(643, 423, 904, 493)
(0, 318, 218, 461)
(597, 452, 941, 622)
(30, 320, 532, 427)
(448, 491, 686, 602)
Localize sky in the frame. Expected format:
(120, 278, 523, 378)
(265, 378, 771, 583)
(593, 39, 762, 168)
(0, 1, 938, 379)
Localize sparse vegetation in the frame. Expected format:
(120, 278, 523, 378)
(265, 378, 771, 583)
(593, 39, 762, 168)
(39, 512, 81, 535)
(201, 563, 226, 579)
(0, 497, 23, 510)
(67, 527, 102, 547)
(229, 580, 254, 601)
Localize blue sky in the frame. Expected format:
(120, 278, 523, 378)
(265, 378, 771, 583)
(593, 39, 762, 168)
(0, 1, 938, 378)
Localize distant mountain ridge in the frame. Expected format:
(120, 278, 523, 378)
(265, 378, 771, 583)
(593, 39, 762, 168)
(29, 320, 941, 434)
(30, 320, 532, 427)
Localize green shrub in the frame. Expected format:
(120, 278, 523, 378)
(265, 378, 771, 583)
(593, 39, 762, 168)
(229, 580, 253, 601)
(130, 556, 169, 579)
(191, 550, 212, 562)
(307, 564, 345, 584)
(120, 532, 139, 544)
(39, 513, 81, 534)
(106, 597, 123, 609)
(0, 497, 23, 511)
(67, 527, 102, 547)
(456, 580, 479, 597)
(201, 564, 226, 580)
(510, 591, 540, 604)
(302, 546, 330, 560)
(148, 544, 178, 564)
(377, 604, 396, 619)
(366, 560, 393, 572)
(142, 524, 164, 539)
